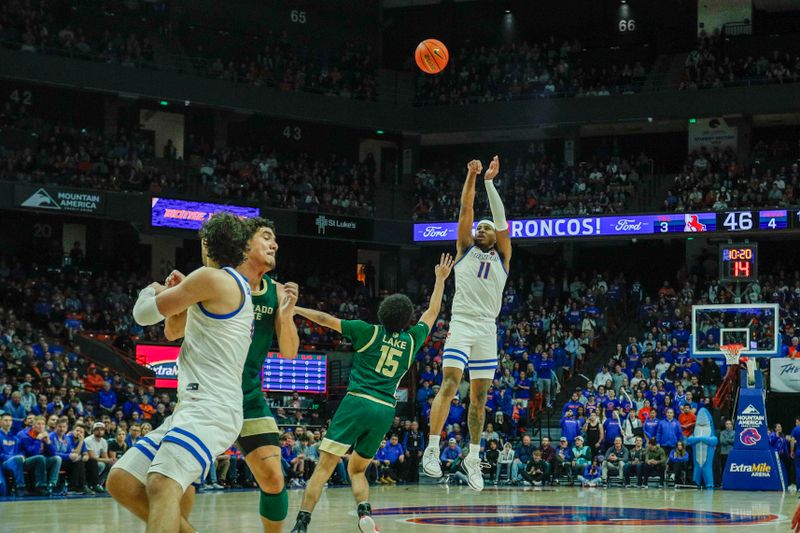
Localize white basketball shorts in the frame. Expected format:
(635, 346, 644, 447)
(441, 317, 498, 380)
(111, 400, 242, 492)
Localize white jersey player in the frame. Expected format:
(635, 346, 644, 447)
(107, 214, 284, 533)
(423, 156, 511, 491)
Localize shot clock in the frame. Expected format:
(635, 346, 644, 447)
(719, 244, 758, 282)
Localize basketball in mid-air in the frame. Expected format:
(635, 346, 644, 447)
(415, 38, 449, 74)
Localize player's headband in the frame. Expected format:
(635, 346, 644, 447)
(477, 219, 496, 230)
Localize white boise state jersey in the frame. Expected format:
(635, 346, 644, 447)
(452, 245, 508, 321)
(178, 267, 253, 404)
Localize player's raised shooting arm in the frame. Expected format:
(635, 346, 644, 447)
(419, 254, 455, 331)
(133, 268, 219, 326)
(275, 282, 300, 358)
(456, 160, 481, 257)
(483, 156, 512, 266)
(294, 306, 342, 333)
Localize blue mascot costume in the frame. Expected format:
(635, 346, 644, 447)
(686, 407, 717, 489)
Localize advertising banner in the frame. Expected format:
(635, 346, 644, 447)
(297, 213, 374, 240)
(151, 197, 260, 230)
(135, 343, 180, 389)
(722, 375, 786, 490)
(15, 185, 106, 215)
(770, 358, 800, 392)
(689, 117, 738, 153)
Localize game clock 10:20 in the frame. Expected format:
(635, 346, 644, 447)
(719, 244, 758, 282)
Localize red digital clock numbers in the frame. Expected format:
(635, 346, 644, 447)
(731, 260, 751, 278)
(719, 244, 757, 282)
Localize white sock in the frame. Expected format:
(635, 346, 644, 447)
(428, 435, 440, 449)
(469, 444, 480, 457)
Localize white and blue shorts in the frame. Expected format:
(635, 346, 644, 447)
(111, 400, 242, 492)
(441, 317, 498, 380)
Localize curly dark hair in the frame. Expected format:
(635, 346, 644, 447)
(245, 216, 276, 237)
(197, 212, 251, 267)
(377, 294, 414, 334)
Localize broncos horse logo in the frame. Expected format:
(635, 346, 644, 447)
(684, 214, 707, 232)
(740, 427, 761, 446)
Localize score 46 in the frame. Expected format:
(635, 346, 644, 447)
(723, 212, 754, 231)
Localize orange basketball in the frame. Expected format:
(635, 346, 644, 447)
(415, 38, 449, 74)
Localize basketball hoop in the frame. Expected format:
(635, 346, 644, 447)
(721, 344, 756, 387)
(720, 344, 744, 367)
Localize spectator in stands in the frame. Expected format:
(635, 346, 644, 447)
(17, 415, 61, 495)
(560, 409, 582, 446)
(536, 352, 555, 407)
(601, 436, 629, 485)
(656, 408, 683, 457)
(57, 420, 95, 494)
(578, 457, 602, 488)
(571, 435, 592, 475)
(510, 434, 535, 484)
(553, 437, 573, 484)
(379, 435, 405, 484)
(98, 381, 117, 416)
(495, 441, 514, 484)
(3, 391, 26, 432)
(440, 438, 461, 473)
(108, 428, 129, 461)
(622, 409, 643, 448)
(717, 419, 735, 483)
(622, 436, 646, 487)
(403, 421, 424, 483)
(84, 422, 111, 490)
(678, 403, 697, 438)
(520, 449, 549, 486)
(668, 440, 690, 485)
(644, 438, 667, 487)
(281, 433, 305, 487)
(83, 365, 105, 392)
(1, 412, 26, 495)
(583, 411, 604, 454)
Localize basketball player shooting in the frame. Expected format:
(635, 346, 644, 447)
(422, 156, 511, 492)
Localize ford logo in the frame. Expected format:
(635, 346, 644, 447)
(614, 219, 643, 231)
(423, 226, 451, 237)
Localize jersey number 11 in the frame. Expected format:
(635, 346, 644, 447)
(477, 261, 491, 279)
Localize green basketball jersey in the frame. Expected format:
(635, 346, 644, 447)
(340, 320, 430, 407)
(242, 274, 278, 407)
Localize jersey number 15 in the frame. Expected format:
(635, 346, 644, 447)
(375, 345, 402, 377)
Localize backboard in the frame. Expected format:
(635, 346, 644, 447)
(691, 303, 781, 358)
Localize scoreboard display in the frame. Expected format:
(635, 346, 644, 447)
(414, 209, 800, 242)
(261, 352, 327, 394)
(720, 244, 758, 283)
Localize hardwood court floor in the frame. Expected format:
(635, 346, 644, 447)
(1, 484, 796, 532)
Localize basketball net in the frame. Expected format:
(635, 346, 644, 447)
(721, 344, 756, 387)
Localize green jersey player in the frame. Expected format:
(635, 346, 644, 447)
(163, 217, 299, 533)
(290, 253, 454, 533)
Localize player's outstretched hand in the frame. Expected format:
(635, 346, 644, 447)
(467, 159, 482, 176)
(484, 155, 500, 181)
(165, 270, 186, 288)
(435, 253, 454, 281)
(792, 502, 800, 533)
